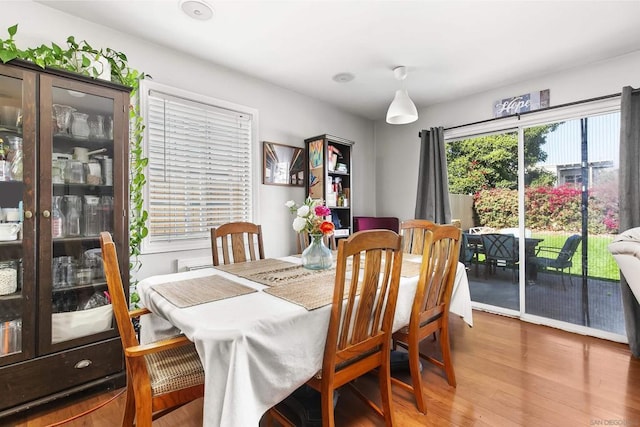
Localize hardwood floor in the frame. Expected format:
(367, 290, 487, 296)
(4, 310, 640, 426)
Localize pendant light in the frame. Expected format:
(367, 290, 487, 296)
(386, 66, 418, 125)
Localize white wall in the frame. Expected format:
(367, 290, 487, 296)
(2, 2, 375, 279)
(374, 50, 640, 222)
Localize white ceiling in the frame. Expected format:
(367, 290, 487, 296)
(37, 0, 640, 121)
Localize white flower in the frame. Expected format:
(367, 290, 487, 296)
(285, 200, 295, 208)
(292, 216, 307, 232)
(297, 205, 310, 217)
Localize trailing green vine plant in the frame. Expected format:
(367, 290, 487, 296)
(0, 24, 149, 308)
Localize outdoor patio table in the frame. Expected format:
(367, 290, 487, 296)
(136, 255, 473, 427)
(465, 233, 543, 278)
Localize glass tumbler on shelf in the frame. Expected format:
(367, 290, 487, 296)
(83, 195, 101, 236)
(8, 136, 22, 181)
(52, 104, 76, 135)
(0, 139, 8, 182)
(99, 196, 113, 233)
(51, 196, 65, 238)
(0, 260, 18, 296)
(71, 112, 90, 139)
(63, 195, 82, 237)
(89, 114, 105, 139)
(64, 159, 85, 184)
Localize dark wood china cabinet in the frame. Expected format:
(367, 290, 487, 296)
(0, 60, 129, 416)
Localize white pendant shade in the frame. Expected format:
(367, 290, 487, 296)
(386, 89, 418, 124)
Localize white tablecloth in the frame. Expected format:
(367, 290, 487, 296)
(137, 257, 472, 427)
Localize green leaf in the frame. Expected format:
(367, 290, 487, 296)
(0, 50, 18, 63)
(8, 24, 18, 37)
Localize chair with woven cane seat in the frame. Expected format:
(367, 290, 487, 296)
(211, 221, 265, 266)
(392, 224, 461, 414)
(400, 219, 436, 255)
(269, 229, 404, 427)
(100, 232, 204, 427)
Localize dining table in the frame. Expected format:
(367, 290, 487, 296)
(137, 254, 473, 427)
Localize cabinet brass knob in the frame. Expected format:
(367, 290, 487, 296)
(42, 210, 50, 218)
(24, 211, 33, 219)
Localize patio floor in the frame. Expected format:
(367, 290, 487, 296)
(467, 265, 625, 335)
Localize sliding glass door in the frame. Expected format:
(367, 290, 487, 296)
(447, 103, 625, 340)
(447, 130, 520, 313)
(523, 112, 624, 335)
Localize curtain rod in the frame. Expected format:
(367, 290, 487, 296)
(418, 90, 635, 137)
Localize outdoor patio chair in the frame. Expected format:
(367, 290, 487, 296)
(468, 226, 496, 235)
(481, 233, 519, 283)
(528, 234, 581, 288)
(460, 232, 475, 271)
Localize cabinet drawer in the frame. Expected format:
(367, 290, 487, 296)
(0, 338, 123, 411)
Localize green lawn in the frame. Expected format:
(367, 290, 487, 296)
(529, 232, 620, 281)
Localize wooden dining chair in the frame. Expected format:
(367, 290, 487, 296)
(391, 224, 461, 414)
(100, 232, 205, 427)
(400, 219, 436, 255)
(269, 229, 404, 427)
(211, 221, 265, 266)
(296, 231, 337, 254)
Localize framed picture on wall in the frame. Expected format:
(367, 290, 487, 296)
(263, 141, 305, 186)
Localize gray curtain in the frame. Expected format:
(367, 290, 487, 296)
(414, 127, 451, 224)
(619, 86, 640, 357)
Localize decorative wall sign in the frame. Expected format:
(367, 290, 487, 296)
(263, 141, 305, 186)
(494, 89, 550, 117)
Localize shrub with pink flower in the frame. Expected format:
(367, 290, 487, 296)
(285, 197, 335, 235)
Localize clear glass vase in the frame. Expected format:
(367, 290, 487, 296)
(301, 234, 333, 270)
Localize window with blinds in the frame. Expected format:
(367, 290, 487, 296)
(140, 81, 255, 253)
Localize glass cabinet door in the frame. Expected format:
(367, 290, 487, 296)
(0, 65, 36, 366)
(39, 76, 120, 352)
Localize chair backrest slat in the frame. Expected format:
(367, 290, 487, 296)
(401, 219, 436, 255)
(211, 222, 265, 266)
(100, 232, 138, 349)
(328, 230, 403, 374)
(412, 225, 461, 330)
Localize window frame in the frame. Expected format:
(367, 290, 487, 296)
(139, 79, 260, 254)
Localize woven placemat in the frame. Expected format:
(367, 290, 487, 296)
(247, 264, 338, 287)
(263, 270, 347, 310)
(214, 258, 299, 279)
(400, 260, 422, 278)
(153, 275, 257, 308)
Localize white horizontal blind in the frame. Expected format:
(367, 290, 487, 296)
(144, 87, 253, 251)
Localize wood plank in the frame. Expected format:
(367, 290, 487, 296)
(5, 311, 640, 426)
